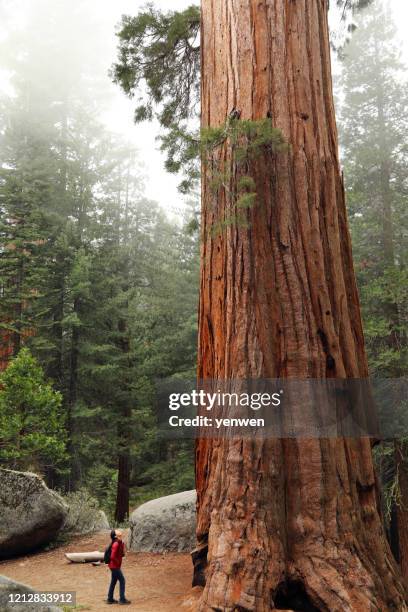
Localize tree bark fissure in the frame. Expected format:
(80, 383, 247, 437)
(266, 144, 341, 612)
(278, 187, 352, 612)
(196, 1, 407, 610)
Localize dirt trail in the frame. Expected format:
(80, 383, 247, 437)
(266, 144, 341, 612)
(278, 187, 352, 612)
(0, 532, 202, 611)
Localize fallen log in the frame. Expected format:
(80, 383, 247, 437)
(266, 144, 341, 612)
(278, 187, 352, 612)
(65, 551, 104, 563)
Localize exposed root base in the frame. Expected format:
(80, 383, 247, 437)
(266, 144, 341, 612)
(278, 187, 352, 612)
(196, 556, 408, 612)
(274, 580, 320, 612)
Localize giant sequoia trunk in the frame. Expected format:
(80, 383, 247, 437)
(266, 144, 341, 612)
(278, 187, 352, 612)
(196, 1, 407, 610)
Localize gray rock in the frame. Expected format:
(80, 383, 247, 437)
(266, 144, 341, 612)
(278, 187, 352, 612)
(62, 508, 110, 535)
(0, 469, 68, 559)
(61, 489, 110, 535)
(129, 490, 196, 553)
(0, 576, 62, 611)
(83, 509, 110, 533)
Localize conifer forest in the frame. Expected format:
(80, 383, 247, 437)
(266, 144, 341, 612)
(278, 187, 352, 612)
(0, 1, 408, 610)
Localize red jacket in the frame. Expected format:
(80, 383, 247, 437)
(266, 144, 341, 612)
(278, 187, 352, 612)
(109, 539, 125, 570)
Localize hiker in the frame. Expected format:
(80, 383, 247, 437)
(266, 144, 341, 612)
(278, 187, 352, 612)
(106, 529, 131, 605)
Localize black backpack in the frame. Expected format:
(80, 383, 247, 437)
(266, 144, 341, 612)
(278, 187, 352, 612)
(104, 543, 112, 564)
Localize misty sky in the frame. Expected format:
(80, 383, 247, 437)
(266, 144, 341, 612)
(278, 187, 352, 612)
(0, 0, 407, 216)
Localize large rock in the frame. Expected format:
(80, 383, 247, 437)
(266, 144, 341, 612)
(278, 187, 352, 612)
(0, 576, 62, 611)
(61, 490, 110, 536)
(63, 508, 110, 536)
(129, 490, 196, 553)
(0, 469, 68, 559)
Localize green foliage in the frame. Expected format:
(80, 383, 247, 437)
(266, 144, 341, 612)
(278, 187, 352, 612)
(131, 445, 195, 507)
(331, 0, 377, 55)
(201, 118, 287, 235)
(0, 105, 59, 355)
(112, 4, 200, 124)
(336, 0, 374, 19)
(160, 126, 201, 193)
(0, 0, 198, 516)
(360, 267, 408, 374)
(82, 463, 118, 518)
(112, 2, 374, 188)
(338, 2, 408, 535)
(373, 440, 408, 525)
(0, 348, 67, 472)
(338, 1, 408, 377)
(112, 4, 200, 191)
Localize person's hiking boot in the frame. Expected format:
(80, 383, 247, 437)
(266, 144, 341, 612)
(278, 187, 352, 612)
(106, 599, 118, 604)
(119, 600, 131, 605)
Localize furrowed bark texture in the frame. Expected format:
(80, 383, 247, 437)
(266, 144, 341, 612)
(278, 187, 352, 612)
(395, 442, 408, 582)
(196, 1, 407, 610)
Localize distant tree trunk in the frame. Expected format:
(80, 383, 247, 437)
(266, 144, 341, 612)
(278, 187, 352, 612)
(67, 296, 80, 489)
(50, 267, 65, 386)
(115, 445, 131, 524)
(114, 177, 132, 524)
(196, 1, 407, 610)
(114, 319, 131, 524)
(68, 311, 79, 408)
(12, 259, 24, 357)
(0, 330, 13, 371)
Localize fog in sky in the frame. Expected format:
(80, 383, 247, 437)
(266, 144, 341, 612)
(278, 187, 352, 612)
(0, 0, 407, 216)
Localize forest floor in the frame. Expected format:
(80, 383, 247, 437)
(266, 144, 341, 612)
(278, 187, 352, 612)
(0, 531, 202, 611)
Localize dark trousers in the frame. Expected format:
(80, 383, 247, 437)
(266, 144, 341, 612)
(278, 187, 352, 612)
(108, 568, 126, 602)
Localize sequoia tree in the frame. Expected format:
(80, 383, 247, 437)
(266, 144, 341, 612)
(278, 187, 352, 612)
(113, 0, 407, 609)
(196, 1, 407, 610)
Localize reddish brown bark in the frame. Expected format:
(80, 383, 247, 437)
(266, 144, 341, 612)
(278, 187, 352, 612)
(196, 1, 407, 610)
(0, 331, 13, 371)
(395, 442, 408, 582)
